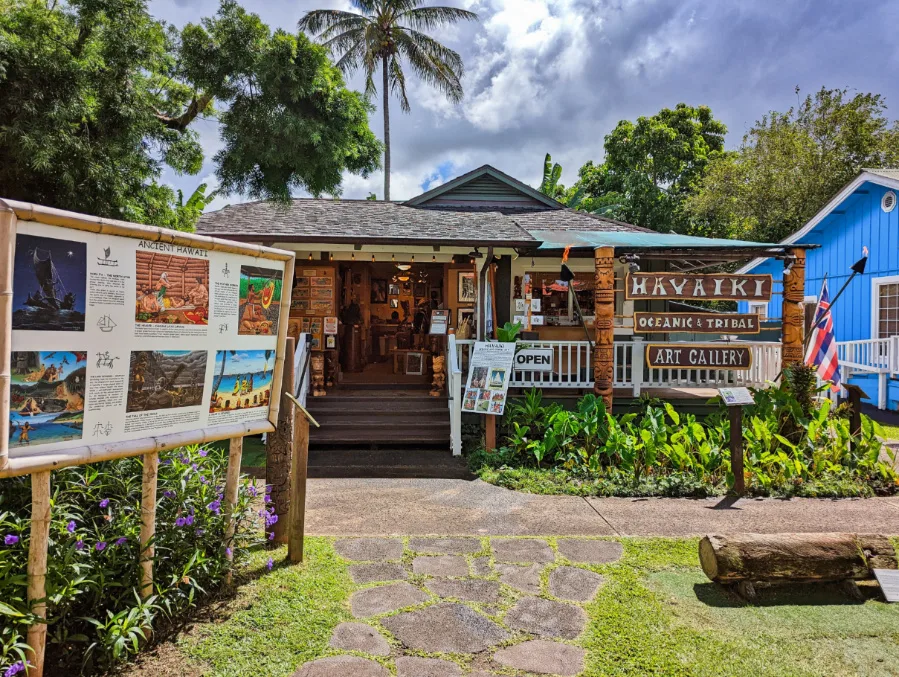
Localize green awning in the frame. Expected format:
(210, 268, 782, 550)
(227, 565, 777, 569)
(531, 230, 775, 250)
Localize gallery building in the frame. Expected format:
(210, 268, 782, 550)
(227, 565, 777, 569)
(196, 165, 807, 454)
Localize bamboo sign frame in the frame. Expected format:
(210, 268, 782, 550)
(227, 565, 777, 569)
(0, 199, 295, 676)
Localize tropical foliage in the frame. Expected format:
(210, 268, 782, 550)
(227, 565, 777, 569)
(569, 103, 727, 232)
(473, 369, 897, 499)
(0, 444, 267, 674)
(0, 0, 381, 228)
(300, 0, 478, 200)
(686, 87, 899, 242)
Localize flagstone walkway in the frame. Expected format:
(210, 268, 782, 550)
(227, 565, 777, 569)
(293, 536, 619, 677)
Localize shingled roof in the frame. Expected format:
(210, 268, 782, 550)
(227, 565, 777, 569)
(196, 165, 651, 246)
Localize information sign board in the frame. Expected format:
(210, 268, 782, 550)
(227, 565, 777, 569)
(463, 342, 516, 416)
(718, 387, 755, 406)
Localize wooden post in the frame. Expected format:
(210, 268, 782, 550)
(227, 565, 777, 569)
(287, 410, 309, 564)
(26, 471, 51, 677)
(223, 437, 243, 583)
(139, 451, 159, 599)
(485, 416, 496, 452)
(266, 337, 295, 544)
(782, 247, 806, 369)
(0, 201, 16, 474)
(593, 247, 615, 412)
(728, 406, 745, 495)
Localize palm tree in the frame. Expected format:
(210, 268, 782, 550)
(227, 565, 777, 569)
(299, 1, 478, 201)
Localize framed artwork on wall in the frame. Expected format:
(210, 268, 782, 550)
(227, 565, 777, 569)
(371, 279, 388, 304)
(458, 272, 476, 303)
(406, 352, 424, 376)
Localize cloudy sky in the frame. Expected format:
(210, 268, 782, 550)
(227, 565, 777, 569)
(150, 0, 899, 210)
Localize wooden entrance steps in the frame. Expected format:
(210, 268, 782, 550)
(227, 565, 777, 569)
(304, 387, 467, 478)
(305, 389, 452, 444)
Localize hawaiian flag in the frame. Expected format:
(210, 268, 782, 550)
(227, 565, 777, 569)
(804, 279, 841, 391)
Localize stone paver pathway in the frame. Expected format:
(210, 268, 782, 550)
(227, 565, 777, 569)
(294, 536, 623, 676)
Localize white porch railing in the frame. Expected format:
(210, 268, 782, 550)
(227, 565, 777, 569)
(447, 333, 463, 456)
(835, 336, 899, 409)
(453, 337, 781, 396)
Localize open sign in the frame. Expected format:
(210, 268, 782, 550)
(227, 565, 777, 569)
(514, 348, 554, 372)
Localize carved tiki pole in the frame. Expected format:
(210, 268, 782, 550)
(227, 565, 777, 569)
(782, 247, 806, 369)
(593, 247, 616, 411)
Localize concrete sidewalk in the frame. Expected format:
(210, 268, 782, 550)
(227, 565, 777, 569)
(305, 478, 899, 537)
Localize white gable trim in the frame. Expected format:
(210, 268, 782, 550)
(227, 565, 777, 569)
(736, 172, 899, 274)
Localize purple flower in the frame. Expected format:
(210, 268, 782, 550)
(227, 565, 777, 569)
(195, 528, 204, 536)
(268, 531, 275, 540)
(4, 660, 26, 676)
(4, 535, 19, 546)
(264, 495, 271, 504)
(163, 490, 175, 499)
(185, 514, 195, 526)
(66, 521, 76, 533)
(200, 475, 207, 484)
(207, 500, 221, 515)
(99, 499, 110, 508)
(266, 557, 274, 571)
(175, 517, 187, 527)
(248, 485, 258, 498)
(265, 513, 279, 527)
(198, 449, 208, 457)
(76, 540, 85, 551)
(225, 547, 232, 558)
(191, 463, 198, 471)
(265, 484, 272, 495)
(95, 541, 106, 551)
(115, 537, 127, 546)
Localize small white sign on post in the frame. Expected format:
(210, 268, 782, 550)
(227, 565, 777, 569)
(718, 387, 754, 406)
(463, 341, 516, 416)
(514, 348, 554, 372)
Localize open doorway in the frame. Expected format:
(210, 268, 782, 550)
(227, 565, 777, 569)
(336, 261, 446, 386)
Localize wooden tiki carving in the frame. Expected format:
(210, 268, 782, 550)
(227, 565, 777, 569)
(593, 247, 615, 411)
(311, 353, 326, 397)
(782, 248, 806, 368)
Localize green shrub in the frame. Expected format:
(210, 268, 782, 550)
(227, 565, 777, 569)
(475, 384, 898, 498)
(0, 444, 265, 674)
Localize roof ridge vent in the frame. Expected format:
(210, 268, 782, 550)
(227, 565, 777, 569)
(882, 190, 897, 213)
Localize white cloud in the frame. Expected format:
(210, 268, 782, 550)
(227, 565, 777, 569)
(460, 0, 602, 131)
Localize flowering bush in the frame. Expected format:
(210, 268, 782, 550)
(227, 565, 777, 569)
(0, 444, 266, 674)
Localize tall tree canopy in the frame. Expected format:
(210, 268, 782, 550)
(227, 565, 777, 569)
(573, 103, 727, 233)
(686, 88, 899, 243)
(300, 0, 478, 201)
(0, 0, 381, 229)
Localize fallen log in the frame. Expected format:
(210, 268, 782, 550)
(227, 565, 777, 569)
(699, 533, 897, 584)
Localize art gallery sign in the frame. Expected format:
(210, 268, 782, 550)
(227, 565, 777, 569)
(646, 344, 753, 370)
(626, 273, 772, 301)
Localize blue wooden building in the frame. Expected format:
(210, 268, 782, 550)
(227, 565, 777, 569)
(737, 169, 899, 409)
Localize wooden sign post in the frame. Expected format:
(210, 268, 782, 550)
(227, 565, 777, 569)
(718, 387, 754, 495)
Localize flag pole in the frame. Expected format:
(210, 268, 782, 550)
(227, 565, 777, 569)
(805, 255, 867, 343)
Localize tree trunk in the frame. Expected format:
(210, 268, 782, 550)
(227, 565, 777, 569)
(382, 55, 390, 202)
(265, 337, 295, 543)
(699, 533, 897, 583)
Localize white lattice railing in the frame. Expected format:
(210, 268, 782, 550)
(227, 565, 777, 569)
(836, 337, 897, 373)
(453, 338, 780, 395)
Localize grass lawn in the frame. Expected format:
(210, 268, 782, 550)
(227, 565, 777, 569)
(208, 435, 267, 469)
(880, 423, 899, 440)
(118, 537, 899, 677)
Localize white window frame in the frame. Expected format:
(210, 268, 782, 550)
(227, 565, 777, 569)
(747, 302, 768, 321)
(870, 275, 899, 339)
